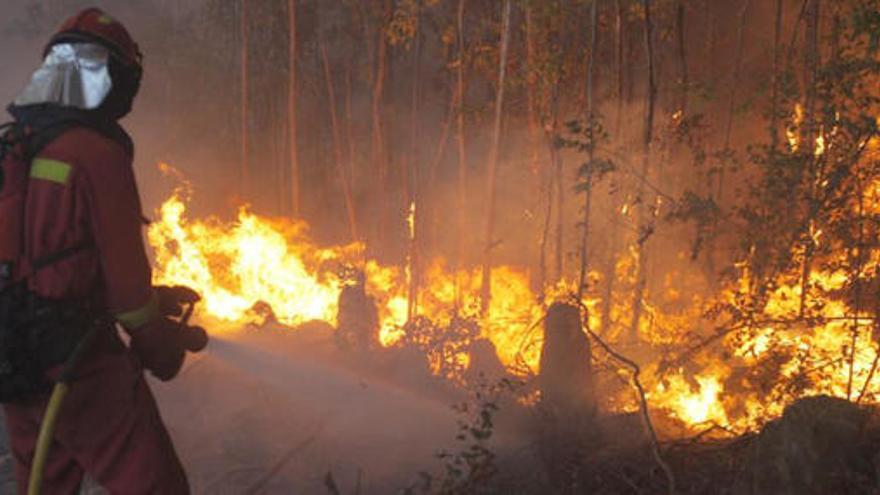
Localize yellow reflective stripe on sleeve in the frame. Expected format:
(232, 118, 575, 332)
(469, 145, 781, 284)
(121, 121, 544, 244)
(115, 293, 160, 329)
(30, 158, 73, 185)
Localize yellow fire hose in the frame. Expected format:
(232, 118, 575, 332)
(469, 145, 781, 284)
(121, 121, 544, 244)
(27, 301, 197, 495)
(27, 324, 100, 495)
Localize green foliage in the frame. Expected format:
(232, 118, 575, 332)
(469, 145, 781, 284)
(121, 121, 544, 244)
(852, 0, 880, 53)
(692, 2, 880, 408)
(558, 117, 617, 193)
(667, 191, 720, 260)
(405, 378, 517, 495)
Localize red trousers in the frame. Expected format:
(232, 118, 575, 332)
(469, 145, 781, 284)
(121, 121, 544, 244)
(2, 336, 188, 494)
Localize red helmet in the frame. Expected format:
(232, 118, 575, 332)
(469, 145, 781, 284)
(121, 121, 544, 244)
(46, 8, 142, 69)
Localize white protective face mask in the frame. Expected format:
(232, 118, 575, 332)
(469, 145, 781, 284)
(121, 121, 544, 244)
(13, 42, 113, 110)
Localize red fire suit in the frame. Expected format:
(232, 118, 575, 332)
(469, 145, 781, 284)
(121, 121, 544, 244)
(2, 126, 189, 493)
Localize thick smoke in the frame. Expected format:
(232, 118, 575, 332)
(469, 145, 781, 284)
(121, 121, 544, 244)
(0, 1, 804, 493)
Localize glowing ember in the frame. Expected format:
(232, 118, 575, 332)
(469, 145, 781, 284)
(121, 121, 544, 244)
(787, 103, 804, 151)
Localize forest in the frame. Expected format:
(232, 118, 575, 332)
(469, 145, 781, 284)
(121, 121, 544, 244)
(4, 0, 880, 493)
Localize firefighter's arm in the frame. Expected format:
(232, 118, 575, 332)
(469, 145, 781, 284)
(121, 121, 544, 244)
(82, 138, 205, 380)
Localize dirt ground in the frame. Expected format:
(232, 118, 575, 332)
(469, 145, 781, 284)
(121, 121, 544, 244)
(0, 325, 500, 494)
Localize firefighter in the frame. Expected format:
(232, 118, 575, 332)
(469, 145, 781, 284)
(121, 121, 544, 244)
(0, 8, 206, 494)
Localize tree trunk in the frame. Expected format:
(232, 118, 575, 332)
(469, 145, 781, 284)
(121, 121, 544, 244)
(345, 65, 356, 192)
(429, 89, 456, 192)
(550, 82, 564, 286)
(802, 0, 820, 145)
(455, 0, 467, 309)
(577, 0, 599, 301)
(629, 0, 657, 343)
(480, 0, 512, 311)
(614, 0, 625, 138)
(553, 110, 564, 285)
(603, 0, 626, 336)
(373, 0, 391, 248)
(288, 0, 299, 216)
(770, 0, 784, 150)
(719, 0, 751, 203)
(703, 0, 716, 86)
(321, 42, 359, 243)
(527, 4, 550, 301)
(525, 1, 542, 280)
(526, 6, 540, 189)
(675, 0, 689, 114)
(427, 81, 457, 253)
(240, 0, 250, 198)
(407, 0, 423, 321)
(798, 0, 821, 317)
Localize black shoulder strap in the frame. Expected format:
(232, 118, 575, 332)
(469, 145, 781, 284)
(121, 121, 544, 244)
(0, 120, 78, 166)
(29, 241, 95, 274)
(5, 120, 95, 284)
(24, 121, 79, 163)
(0, 122, 17, 165)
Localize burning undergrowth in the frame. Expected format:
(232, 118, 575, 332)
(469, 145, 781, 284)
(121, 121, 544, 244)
(146, 25, 880, 439)
(145, 165, 880, 440)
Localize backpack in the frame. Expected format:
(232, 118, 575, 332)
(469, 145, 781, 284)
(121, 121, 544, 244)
(0, 121, 99, 402)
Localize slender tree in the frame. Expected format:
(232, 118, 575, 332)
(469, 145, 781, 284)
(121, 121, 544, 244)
(526, 4, 540, 194)
(321, 42, 359, 243)
(630, 0, 657, 342)
(797, 0, 822, 318)
(769, 0, 784, 149)
(614, 0, 625, 137)
(553, 90, 565, 285)
(288, 0, 299, 216)
(675, 0, 689, 114)
(455, 0, 468, 309)
(407, 0, 423, 321)
(529, 2, 550, 301)
(602, 0, 627, 336)
(720, 0, 751, 203)
(480, 0, 512, 310)
(371, 0, 391, 247)
(240, 0, 250, 198)
(577, 0, 599, 301)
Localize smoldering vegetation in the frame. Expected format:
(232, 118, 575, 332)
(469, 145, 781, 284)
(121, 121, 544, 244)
(2, 0, 880, 494)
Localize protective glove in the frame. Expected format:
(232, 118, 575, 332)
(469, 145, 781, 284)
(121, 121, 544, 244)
(128, 317, 185, 381)
(155, 285, 201, 318)
(129, 317, 209, 381)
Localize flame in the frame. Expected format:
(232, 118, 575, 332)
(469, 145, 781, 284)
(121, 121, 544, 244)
(148, 189, 358, 328)
(787, 103, 804, 151)
(148, 158, 880, 435)
(785, 103, 828, 158)
(814, 131, 826, 157)
(147, 177, 551, 374)
(407, 201, 416, 239)
(651, 374, 728, 426)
